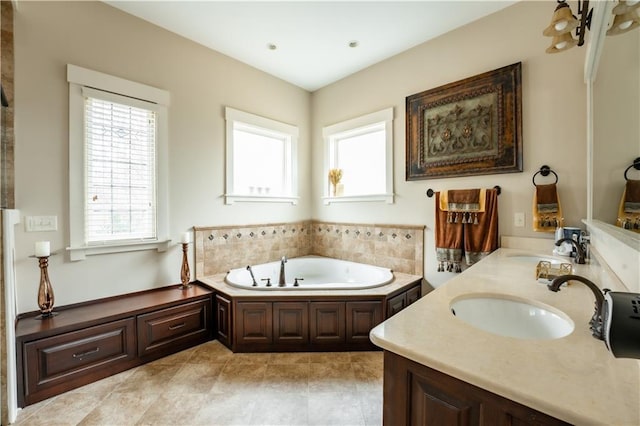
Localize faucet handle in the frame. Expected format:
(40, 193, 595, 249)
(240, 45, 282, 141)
(261, 278, 272, 287)
(294, 278, 304, 287)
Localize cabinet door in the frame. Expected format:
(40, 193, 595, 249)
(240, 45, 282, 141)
(406, 285, 422, 306)
(236, 302, 273, 345)
(309, 302, 345, 344)
(216, 294, 232, 347)
(23, 317, 136, 406)
(386, 293, 407, 317)
(137, 298, 211, 358)
(346, 301, 382, 344)
(273, 302, 309, 344)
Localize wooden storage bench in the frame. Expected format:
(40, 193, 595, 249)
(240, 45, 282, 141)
(15, 284, 213, 407)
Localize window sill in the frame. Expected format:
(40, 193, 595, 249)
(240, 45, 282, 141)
(225, 194, 299, 205)
(67, 239, 172, 261)
(322, 193, 394, 205)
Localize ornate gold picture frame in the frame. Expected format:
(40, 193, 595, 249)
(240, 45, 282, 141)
(406, 62, 522, 180)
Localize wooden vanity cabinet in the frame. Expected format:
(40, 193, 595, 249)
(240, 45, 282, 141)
(215, 294, 232, 347)
(346, 301, 382, 344)
(16, 285, 213, 407)
(386, 283, 422, 318)
(383, 351, 570, 426)
(309, 301, 346, 345)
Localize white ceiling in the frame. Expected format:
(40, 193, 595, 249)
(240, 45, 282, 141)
(106, 1, 517, 91)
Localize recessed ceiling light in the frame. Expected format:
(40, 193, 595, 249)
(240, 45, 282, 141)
(267, 43, 277, 51)
(348, 41, 359, 48)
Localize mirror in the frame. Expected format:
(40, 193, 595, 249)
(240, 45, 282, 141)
(591, 9, 640, 234)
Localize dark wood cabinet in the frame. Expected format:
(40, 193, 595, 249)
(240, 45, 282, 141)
(137, 299, 210, 358)
(346, 301, 382, 344)
(16, 285, 213, 407)
(273, 302, 309, 345)
(215, 294, 232, 346)
(383, 351, 570, 426)
(236, 302, 273, 345)
(386, 293, 407, 317)
(309, 301, 346, 345)
(406, 285, 421, 306)
(23, 318, 137, 406)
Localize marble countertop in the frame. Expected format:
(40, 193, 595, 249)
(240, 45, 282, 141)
(370, 248, 640, 425)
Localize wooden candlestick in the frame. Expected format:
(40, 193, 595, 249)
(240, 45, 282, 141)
(37, 256, 57, 319)
(180, 243, 191, 289)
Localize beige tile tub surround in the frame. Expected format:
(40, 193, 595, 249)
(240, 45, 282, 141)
(194, 221, 425, 278)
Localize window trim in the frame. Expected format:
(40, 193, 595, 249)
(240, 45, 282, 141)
(67, 64, 171, 261)
(322, 107, 394, 205)
(225, 107, 299, 205)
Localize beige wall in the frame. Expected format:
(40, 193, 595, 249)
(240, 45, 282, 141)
(311, 1, 588, 287)
(12, 1, 591, 310)
(593, 29, 640, 224)
(13, 1, 311, 313)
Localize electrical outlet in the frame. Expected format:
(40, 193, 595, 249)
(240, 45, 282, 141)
(25, 216, 58, 232)
(514, 212, 525, 228)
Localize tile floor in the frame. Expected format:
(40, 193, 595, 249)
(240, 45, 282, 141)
(14, 341, 383, 426)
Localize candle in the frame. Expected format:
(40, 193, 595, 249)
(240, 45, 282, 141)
(181, 232, 191, 244)
(35, 241, 50, 257)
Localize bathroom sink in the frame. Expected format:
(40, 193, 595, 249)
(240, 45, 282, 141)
(450, 294, 574, 340)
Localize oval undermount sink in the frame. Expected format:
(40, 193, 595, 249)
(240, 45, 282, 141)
(450, 294, 574, 340)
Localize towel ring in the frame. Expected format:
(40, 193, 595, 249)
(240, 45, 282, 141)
(623, 157, 640, 181)
(426, 186, 501, 197)
(532, 165, 558, 186)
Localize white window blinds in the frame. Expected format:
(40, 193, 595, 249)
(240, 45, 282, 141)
(83, 87, 157, 244)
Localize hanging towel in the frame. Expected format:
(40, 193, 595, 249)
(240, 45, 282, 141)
(533, 183, 564, 232)
(435, 188, 499, 273)
(616, 180, 640, 232)
(465, 188, 499, 265)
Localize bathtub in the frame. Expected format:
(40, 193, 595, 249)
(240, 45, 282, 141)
(225, 256, 394, 290)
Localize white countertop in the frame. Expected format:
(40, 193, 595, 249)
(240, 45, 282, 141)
(370, 248, 640, 426)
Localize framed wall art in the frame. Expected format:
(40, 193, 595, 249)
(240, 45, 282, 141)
(406, 62, 522, 180)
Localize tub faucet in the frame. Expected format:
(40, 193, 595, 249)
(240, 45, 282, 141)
(555, 237, 586, 264)
(279, 256, 287, 287)
(246, 265, 258, 286)
(548, 274, 604, 340)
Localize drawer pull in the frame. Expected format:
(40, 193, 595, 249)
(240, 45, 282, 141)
(168, 322, 186, 331)
(72, 347, 100, 359)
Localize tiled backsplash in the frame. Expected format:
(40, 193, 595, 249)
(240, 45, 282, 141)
(194, 221, 425, 278)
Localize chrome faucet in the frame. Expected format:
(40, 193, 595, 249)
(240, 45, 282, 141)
(279, 256, 287, 287)
(555, 237, 586, 264)
(548, 274, 604, 340)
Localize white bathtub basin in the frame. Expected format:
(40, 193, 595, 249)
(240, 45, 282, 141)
(450, 294, 574, 340)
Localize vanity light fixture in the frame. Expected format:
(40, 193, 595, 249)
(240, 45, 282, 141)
(607, 1, 640, 36)
(543, 0, 592, 54)
(544, 0, 640, 53)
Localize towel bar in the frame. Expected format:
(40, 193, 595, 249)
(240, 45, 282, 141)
(623, 157, 640, 181)
(426, 186, 501, 198)
(532, 165, 558, 186)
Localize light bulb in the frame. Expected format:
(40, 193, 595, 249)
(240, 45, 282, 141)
(619, 20, 633, 30)
(554, 20, 568, 31)
(555, 41, 568, 50)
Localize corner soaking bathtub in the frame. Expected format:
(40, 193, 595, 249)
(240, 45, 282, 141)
(225, 256, 394, 290)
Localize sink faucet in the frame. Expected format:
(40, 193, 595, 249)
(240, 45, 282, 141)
(555, 237, 586, 264)
(279, 256, 287, 287)
(548, 274, 604, 340)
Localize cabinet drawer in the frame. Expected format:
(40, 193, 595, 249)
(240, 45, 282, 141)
(23, 317, 136, 402)
(406, 285, 421, 306)
(137, 299, 211, 357)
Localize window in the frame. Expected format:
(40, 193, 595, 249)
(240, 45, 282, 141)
(225, 107, 298, 204)
(323, 107, 394, 204)
(67, 65, 170, 261)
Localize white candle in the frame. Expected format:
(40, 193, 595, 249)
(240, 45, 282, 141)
(35, 241, 50, 257)
(181, 232, 191, 244)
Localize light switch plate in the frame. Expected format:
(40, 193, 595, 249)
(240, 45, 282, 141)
(25, 216, 58, 232)
(514, 212, 525, 228)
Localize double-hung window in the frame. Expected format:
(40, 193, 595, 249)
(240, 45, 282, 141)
(67, 65, 170, 260)
(323, 107, 394, 204)
(225, 107, 298, 204)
